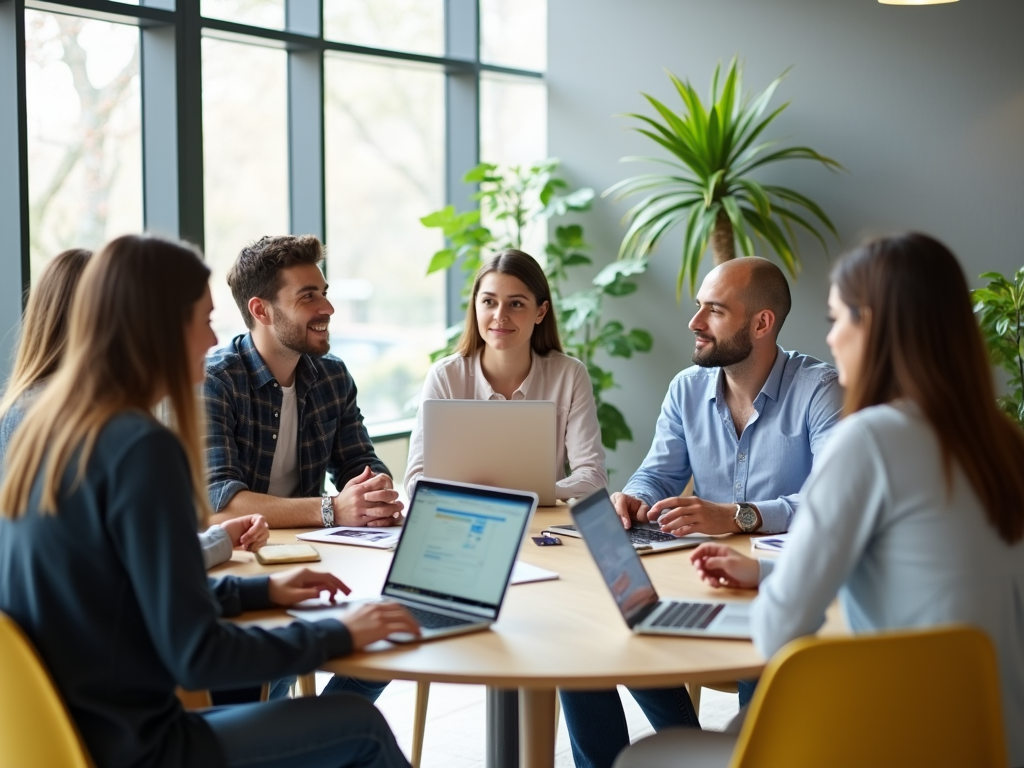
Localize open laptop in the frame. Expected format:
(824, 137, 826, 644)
(291, 478, 538, 642)
(571, 488, 751, 639)
(422, 400, 557, 506)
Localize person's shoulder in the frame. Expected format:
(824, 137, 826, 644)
(205, 335, 248, 378)
(538, 350, 586, 374)
(431, 351, 474, 377)
(98, 411, 182, 463)
(311, 352, 355, 381)
(780, 349, 839, 389)
(671, 363, 717, 389)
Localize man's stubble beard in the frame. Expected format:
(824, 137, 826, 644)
(272, 304, 330, 357)
(691, 323, 754, 368)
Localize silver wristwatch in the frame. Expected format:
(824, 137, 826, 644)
(321, 493, 335, 528)
(734, 503, 759, 533)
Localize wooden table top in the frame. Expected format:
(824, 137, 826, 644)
(214, 506, 845, 691)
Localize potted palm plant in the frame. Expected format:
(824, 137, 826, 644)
(605, 58, 842, 296)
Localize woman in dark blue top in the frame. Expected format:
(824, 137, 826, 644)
(0, 234, 419, 768)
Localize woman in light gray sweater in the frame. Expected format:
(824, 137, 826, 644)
(623, 233, 1024, 767)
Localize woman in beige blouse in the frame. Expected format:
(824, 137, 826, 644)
(405, 249, 607, 500)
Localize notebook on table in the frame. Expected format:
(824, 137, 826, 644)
(422, 399, 557, 506)
(571, 488, 751, 639)
(290, 478, 538, 642)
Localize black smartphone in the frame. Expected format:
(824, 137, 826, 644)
(531, 535, 562, 546)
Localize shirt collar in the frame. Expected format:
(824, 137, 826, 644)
(238, 332, 319, 391)
(709, 344, 787, 403)
(473, 349, 534, 400)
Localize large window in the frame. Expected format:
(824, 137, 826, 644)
(24, 10, 142, 282)
(3, 1, 546, 427)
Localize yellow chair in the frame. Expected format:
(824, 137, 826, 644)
(0, 611, 94, 768)
(731, 626, 1008, 768)
(615, 626, 1008, 768)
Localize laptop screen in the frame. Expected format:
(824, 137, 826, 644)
(571, 489, 660, 626)
(383, 479, 537, 619)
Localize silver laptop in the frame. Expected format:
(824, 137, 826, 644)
(571, 489, 751, 639)
(292, 478, 538, 642)
(541, 521, 708, 554)
(422, 400, 557, 506)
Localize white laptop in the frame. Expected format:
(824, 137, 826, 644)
(291, 478, 538, 642)
(422, 399, 557, 506)
(571, 489, 751, 639)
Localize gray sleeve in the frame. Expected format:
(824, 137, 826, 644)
(199, 525, 233, 569)
(751, 416, 889, 657)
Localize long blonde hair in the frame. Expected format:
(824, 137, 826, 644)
(0, 248, 92, 415)
(0, 235, 212, 524)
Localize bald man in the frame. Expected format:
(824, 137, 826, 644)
(614, 256, 843, 536)
(560, 258, 843, 768)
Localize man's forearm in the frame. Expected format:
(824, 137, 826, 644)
(211, 490, 321, 528)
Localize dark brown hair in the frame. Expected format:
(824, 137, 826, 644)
(227, 235, 324, 329)
(1, 235, 212, 524)
(455, 249, 562, 357)
(1, 248, 92, 415)
(831, 232, 1024, 543)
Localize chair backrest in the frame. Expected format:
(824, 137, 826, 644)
(0, 611, 94, 768)
(730, 626, 1008, 768)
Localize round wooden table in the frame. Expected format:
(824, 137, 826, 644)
(217, 507, 841, 768)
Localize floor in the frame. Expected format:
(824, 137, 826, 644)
(316, 673, 740, 768)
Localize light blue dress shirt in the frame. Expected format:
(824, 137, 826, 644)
(622, 346, 843, 533)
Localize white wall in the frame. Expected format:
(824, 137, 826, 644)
(548, 0, 1024, 487)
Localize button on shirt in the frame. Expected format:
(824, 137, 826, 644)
(405, 350, 608, 500)
(622, 346, 843, 533)
(205, 333, 388, 512)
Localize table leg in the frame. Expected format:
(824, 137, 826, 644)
(519, 688, 556, 768)
(486, 688, 520, 768)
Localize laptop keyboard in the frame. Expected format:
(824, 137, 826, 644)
(403, 604, 478, 630)
(628, 526, 677, 544)
(652, 602, 725, 629)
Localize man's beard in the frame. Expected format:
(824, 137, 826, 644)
(273, 306, 330, 357)
(691, 324, 753, 368)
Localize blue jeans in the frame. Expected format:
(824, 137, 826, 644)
(559, 686, 700, 768)
(266, 675, 390, 701)
(737, 679, 756, 708)
(202, 692, 410, 768)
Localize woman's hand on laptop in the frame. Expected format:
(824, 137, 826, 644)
(343, 603, 422, 649)
(689, 544, 759, 590)
(268, 568, 352, 606)
(334, 467, 405, 527)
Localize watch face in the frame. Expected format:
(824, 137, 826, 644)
(736, 505, 758, 532)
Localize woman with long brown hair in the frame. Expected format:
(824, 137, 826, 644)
(0, 247, 268, 566)
(0, 234, 418, 768)
(404, 248, 607, 498)
(620, 232, 1024, 767)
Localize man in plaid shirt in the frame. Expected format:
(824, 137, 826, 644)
(205, 234, 404, 530)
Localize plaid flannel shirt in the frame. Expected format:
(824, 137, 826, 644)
(204, 333, 389, 512)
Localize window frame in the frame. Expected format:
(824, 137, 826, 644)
(0, 0, 544, 376)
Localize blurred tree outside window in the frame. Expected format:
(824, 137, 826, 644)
(325, 54, 446, 423)
(25, 10, 142, 281)
(202, 38, 289, 347)
(323, 0, 443, 56)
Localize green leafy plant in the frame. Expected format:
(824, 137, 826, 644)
(421, 160, 652, 450)
(604, 58, 842, 297)
(972, 267, 1024, 427)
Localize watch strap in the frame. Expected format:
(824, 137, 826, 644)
(321, 494, 335, 528)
